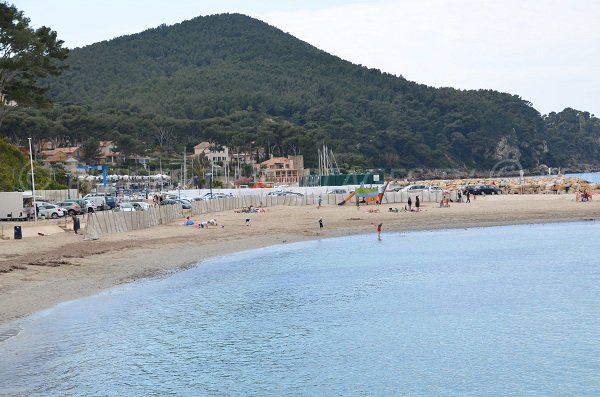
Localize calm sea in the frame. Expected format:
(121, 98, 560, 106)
(565, 172, 600, 183)
(1, 222, 600, 396)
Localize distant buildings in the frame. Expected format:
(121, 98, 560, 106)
(40, 144, 81, 172)
(254, 155, 309, 185)
(34, 138, 308, 186)
(38, 139, 152, 171)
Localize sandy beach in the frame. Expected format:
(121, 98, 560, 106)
(1, 194, 599, 326)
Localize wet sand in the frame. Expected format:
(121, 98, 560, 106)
(1, 194, 599, 325)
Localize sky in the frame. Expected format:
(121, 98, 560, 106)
(14, 0, 600, 116)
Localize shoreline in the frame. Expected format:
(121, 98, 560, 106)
(1, 194, 600, 326)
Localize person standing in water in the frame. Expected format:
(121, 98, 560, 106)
(377, 223, 382, 240)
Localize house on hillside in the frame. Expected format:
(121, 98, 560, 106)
(193, 141, 254, 165)
(40, 146, 82, 172)
(97, 140, 126, 164)
(193, 142, 229, 164)
(254, 155, 309, 185)
(127, 155, 152, 168)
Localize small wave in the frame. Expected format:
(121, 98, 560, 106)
(0, 326, 22, 342)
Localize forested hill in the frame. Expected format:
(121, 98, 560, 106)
(5, 13, 600, 173)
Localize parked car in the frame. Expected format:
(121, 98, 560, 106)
(55, 201, 84, 216)
(388, 186, 445, 194)
(460, 186, 473, 194)
(174, 198, 192, 209)
(267, 190, 304, 197)
(115, 203, 137, 212)
(63, 198, 88, 214)
(160, 199, 180, 205)
(327, 189, 349, 195)
(37, 204, 66, 218)
(473, 184, 502, 195)
(131, 202, 151, 211)
(395, 185, 427, 192)
(200, 192, 229, 200)
(425, 186, 449, 194)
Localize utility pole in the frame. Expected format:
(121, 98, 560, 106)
(183, 146, 187, 189)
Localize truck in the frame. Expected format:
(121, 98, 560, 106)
(0, 192, 28, 221)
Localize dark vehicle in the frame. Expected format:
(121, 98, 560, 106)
(473, 185, 502, 195)
(174, 198, 192, 209)
(105, 196, 117, 209)
(460, 186, 475, 194)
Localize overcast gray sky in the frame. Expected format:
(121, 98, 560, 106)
(15, 0, 600, 116)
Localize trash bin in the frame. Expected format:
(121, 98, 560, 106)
(14, 225, 22, 240)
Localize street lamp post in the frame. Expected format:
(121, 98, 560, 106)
(205, 172, 213, 196)
(28, 138, 37, 222)
(66, 173, 71, 199)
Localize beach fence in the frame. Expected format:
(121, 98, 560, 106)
(84, 190, 455, 239)
(84, 204, 183, 240)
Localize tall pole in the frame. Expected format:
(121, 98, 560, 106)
(28, 138, 37, 222)
(182, 147, 186, 190)
(66, 173, 71, 199)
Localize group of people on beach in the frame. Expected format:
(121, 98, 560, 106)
(182, 216, 218, 228)
(576, 191, 593, 202)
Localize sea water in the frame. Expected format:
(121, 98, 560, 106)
(565, 172, 600, 184)
(1, 222, 600, 396)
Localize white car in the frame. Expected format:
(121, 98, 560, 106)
(327, 189, 349, 195)
(200, 192, 229, 200)
(37, 204, 66, 218)
(116, 203, 136, 212)
(132, 202, 151, 211)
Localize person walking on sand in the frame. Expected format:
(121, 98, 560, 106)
(415, 196, 420, 211)
(318, 195, 322, 209)
(71, 213, 80, 234)
(466, 190, 471, 203)
(407, 196, 412, 211)
(319, 217, 324, 230)
(356, 198, 360, 210)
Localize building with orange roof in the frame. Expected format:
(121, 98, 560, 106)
(254, 155, 308, 185)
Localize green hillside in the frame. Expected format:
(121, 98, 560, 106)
(3, 13, 600, 174)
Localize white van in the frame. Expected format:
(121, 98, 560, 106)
(84, 196, 107, 212)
